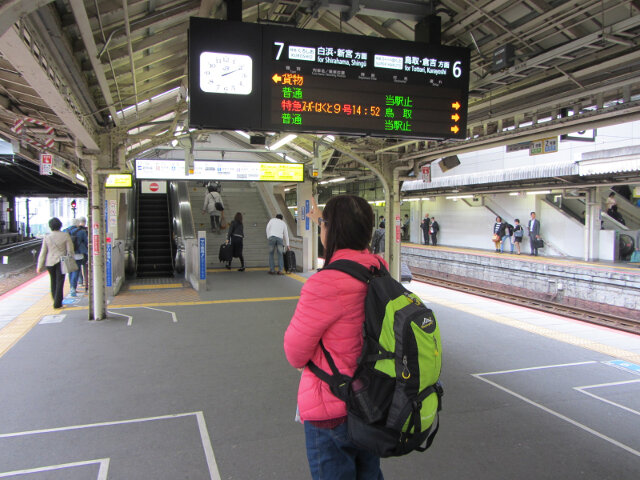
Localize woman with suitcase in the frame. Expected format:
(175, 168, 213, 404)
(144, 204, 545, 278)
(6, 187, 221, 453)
(225, 212, 245, 271)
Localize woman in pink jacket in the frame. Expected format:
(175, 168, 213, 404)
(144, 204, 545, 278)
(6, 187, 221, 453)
(284, 195, 385, 480)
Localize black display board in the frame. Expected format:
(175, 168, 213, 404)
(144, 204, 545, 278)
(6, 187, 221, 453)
(189, 18, 470, 140)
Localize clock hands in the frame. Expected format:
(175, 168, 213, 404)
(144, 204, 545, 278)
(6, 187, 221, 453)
(222, 67, 243, 76)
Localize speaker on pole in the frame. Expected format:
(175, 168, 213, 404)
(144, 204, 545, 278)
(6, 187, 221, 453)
(438, 155, 460, 172)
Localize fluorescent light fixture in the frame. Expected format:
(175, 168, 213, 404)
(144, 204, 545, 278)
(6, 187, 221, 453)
(319, 177, 346, 185)
(171, 139, 178, 147)
(269, 134, 297, 151)
(235, 130, 251, 139)
(324, 135, 335, 142)
(526, 190, 551, 195)
(421, 197, 430, 201)
(445, 195, 474, 200)
(404, 198, 421, 202)
(509, 192, 521, 196)
(284, 188, 291, 192)
(76, 173, 85, 182)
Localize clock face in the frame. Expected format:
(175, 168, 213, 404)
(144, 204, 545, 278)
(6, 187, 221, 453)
(200, 52, 253, 95)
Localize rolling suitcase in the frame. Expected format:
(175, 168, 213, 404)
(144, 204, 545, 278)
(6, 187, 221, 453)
(219, 243, 233, 263)
(283, 250, 296, 273)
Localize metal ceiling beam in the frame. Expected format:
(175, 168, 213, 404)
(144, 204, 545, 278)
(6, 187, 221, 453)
(69, 0, 119, 125)
(0, 26, 99, 150)
(261, 0, 434, 21)
(0, 0, 52, 36)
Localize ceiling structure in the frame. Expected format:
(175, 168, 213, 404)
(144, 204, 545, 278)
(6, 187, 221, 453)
(0, 0, 639, 196)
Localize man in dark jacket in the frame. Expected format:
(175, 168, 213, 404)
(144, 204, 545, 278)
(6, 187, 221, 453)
(429, 217, 439, 246)
(421, 214, 431, 245)
(528, 212, 541, 256)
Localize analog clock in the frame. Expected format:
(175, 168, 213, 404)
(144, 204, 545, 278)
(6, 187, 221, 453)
(200, 52, 253, 95)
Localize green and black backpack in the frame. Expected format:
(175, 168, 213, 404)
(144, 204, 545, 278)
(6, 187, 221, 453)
(308, 260, 443, 457)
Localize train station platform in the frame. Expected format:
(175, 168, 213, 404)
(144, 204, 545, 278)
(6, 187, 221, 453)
(0, 267, 639, 478)
(403, 242, 640, 321)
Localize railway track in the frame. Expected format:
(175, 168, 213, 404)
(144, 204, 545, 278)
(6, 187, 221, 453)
(413, 273, 640, 336)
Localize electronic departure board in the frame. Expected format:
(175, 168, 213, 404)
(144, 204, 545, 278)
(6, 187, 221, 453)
(189, 18, 469, 140)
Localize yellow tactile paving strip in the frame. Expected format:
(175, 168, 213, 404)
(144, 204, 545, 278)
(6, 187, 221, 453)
(418, 292, 640, 365)
(128, 283, 184, 290)
(0, 290, 57, 359)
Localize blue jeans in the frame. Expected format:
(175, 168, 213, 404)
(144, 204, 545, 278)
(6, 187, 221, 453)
(304, 421, 384, 480)
(268, 236, 284, 272)
(500, 235, 511, 253)
(69, 256, 86, 289)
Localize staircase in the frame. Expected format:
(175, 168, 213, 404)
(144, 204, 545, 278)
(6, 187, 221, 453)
(190, 181, 272, 268)
(136, 192, 174, 277)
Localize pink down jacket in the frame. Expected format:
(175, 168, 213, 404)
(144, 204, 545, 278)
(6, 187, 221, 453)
(284, 248, 387, 422)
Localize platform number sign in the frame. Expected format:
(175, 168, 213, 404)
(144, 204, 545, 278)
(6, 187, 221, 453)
(39, 153, 52, 175)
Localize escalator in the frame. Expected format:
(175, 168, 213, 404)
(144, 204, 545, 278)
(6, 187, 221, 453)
(136, 188, 174, 277)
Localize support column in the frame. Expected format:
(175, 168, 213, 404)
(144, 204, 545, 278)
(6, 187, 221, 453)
(90, 156, 106, 320)
(297, 180, 317, 272)
(584, 188, 601, 261)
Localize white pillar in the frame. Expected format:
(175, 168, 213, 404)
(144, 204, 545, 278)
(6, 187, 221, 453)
(297, 181, 317, 272)
(584, 187, 601, 261)
(90, 162, 106, 320)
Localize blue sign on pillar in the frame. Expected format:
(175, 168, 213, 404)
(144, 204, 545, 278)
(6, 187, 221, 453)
(305, 199, 310, 231)
(105, 239, 112, 287)
(199, 237, 206, 280)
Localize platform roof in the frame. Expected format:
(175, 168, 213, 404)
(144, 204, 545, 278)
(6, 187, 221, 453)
(0, 0, 639, 193)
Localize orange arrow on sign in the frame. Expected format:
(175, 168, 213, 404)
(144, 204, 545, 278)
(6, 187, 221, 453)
(451, 113, 460, 122)
(450, 125, 460, 134)
(272, 73, 282, 84)
(451, 101, 461, 110)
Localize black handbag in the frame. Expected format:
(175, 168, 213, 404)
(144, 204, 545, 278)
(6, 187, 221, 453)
(534, 238, 544, 248)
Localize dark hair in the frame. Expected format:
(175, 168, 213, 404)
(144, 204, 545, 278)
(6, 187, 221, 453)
(234, 212, 243, 223)
(609, 192, 615, 197)
(515, 218, 520, 223)
(276, 214, 283, 220)
(207, 185, 216, 193)
(496, 216, 502, 222)
(49, 217, 62, 231)
(322, 195, 374, 264)
(379, 222, 385, 229)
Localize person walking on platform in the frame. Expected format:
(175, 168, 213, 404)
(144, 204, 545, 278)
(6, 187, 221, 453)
(37, 217, 74, 309)
(421, 213, 431, 245)
(528, 212, 541, 256)
(266, 213, 289, 275)
(64, 217, 88, 296)
(284, 194, 385, 480)
(225, 212, 245, 271)
(202, 184, 224, 233)
(430, 217, 440, 245)
(379, 215, 385, 228)
(492, 216, 503, 252)
(513, 219, 524, 254)
(371, 222, 385, 257)
(605, 192, 626, 225)
(402, 214, 410, 241)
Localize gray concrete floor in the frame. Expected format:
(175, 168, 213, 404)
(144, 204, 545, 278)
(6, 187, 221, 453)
(0, 271, 639, 479)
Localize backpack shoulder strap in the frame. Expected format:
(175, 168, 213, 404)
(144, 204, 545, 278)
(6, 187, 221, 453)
(321, 259, 380, 283)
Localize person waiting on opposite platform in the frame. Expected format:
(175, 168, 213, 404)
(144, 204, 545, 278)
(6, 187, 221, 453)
(202, 184, 224, 233)
(528, 211, 541, 256)
(421, 213, 431, 245)
(501, 221, 513, 253)
(605, 192, 626, 225)
(64, 217, 88, 296)
(512, 218, 524, 255)
(37, 217, 74, 309)
(429, 217, 439, 245)
(266, 213, 290, 275)
(225, 212, 245, 271)
(492, 216, 503, 252)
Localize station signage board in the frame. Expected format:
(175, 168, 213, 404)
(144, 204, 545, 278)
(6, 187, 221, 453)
(189, 18, 470, 140)
(135, 159, 304, 182)
(105, 173, 133, 188)
(39, 153, 52, 175)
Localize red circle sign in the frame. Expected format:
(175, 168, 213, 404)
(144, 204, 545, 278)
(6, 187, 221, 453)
(149, 182, 159, 192)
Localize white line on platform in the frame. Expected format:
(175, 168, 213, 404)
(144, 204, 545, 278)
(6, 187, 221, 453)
(0, 458, 110, 479)
(106, 309, 133, 326)
(472, 373, 640, 458)
(144, 306, 177, 323)
(0, 411, 220, 479)
(574, 379, 640, 417)
(473, 360, 597, 376)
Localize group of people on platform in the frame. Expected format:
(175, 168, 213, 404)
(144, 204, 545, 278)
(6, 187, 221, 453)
(420, 214, 440, 246)
(492, 212, 541, 256)
(37, 216, 89, 309)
